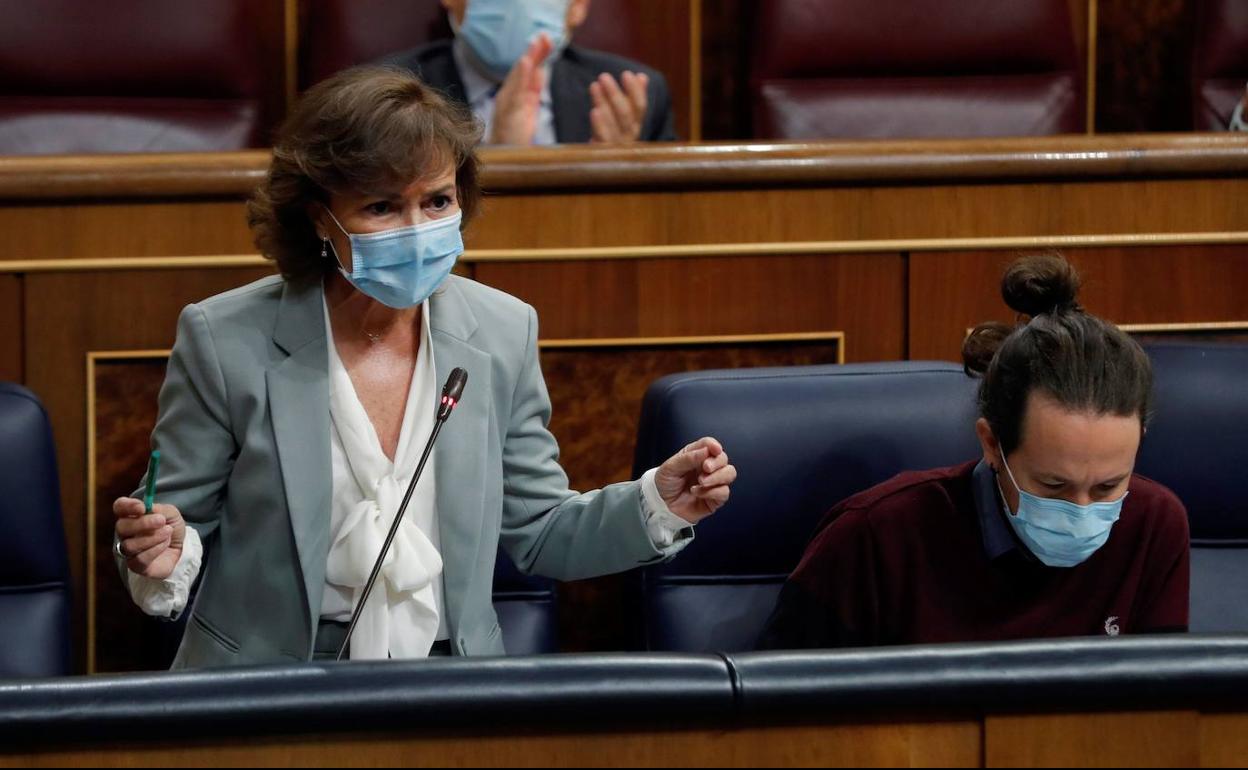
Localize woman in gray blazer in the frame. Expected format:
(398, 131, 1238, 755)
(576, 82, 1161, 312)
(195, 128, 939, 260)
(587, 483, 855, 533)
(112, 66, 735, 668)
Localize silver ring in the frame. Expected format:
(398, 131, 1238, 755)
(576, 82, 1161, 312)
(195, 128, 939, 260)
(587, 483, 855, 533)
(114, 538, 125, 560)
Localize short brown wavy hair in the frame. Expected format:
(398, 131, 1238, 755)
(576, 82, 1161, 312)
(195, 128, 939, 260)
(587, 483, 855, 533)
(247, 66, 483, 283)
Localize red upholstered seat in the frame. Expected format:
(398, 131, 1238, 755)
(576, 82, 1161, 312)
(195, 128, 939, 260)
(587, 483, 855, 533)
(0, 0, 268, 155)
(750, 0, 1084, 140)
(1191, 0, 1248, 130)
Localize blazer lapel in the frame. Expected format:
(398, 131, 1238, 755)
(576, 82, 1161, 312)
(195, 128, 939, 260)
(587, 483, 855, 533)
(422, 43, 470, 107)
(430, 279, 492, 637)
(267, 280, 332, 644)
(551, 47, 595, 144)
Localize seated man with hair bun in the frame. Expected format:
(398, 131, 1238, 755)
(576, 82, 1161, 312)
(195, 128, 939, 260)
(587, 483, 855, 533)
(760, 253, 1190, 650)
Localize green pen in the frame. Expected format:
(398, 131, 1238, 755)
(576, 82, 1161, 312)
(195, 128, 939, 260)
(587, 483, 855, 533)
(142, 450, 161, 514)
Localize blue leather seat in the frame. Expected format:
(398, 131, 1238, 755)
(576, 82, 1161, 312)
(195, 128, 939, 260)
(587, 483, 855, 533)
(493, 549, 558, 654)
(0, 383, 71, 676)
(631, 362, 981, 652)
(1137, 342, 1248, 633)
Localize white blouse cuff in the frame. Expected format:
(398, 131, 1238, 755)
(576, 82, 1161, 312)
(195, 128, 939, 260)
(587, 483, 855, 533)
(640, 468, 696, 548)
(125, 525, 203, 620)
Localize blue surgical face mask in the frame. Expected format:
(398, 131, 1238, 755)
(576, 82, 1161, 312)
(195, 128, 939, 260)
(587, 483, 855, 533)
(997, 453, 1127, 568)
(325, 210, 463, 309)
(458, 0, 569, 80)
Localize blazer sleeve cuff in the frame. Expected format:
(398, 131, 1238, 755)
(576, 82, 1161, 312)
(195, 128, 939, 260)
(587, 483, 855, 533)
(640, 467, 696, 554)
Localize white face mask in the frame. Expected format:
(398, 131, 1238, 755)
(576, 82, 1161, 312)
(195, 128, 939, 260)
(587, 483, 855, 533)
(324, 210, 463, 309)
(997, 453, 1128, 568)
(456, 0, 570, 80)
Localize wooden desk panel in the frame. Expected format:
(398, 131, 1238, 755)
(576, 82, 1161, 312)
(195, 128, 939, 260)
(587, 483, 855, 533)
(2, 712, 1243, 767)
(985, 710, 1202, 768)
(0, 720, 983, 768)
(909, 245, 1248, 361)
(0, 275, 19, 382)
(476, 252, 904, 362)
(1, 201, 255, 263)
(1199, 713, 1248, 769)
(466, 178, 1248, 251)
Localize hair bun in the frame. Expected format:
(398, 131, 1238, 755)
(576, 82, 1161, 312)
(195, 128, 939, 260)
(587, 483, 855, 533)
(1001, 252, 1081, 317)
(962, 322, 1011, 377)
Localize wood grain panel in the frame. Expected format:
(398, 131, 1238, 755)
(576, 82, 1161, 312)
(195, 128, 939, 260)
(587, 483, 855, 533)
(1200, 713, 1248, 768)
(2, 202, 255, 261)
(1066, 0, 1089, 67)
(4, 137, 1247, 201)
(477, 259, 642, 338)
(909, 245, 1248, 361)
(466, 179, 1248, 251)
(1095, 0, 1199, 133)
(699, 0, 755, 141)
(24, 267, 276, 671)
(251, 0, 291, 143)
(984, 710, 1201, 768)
(0, 721, 982, 768)
(0, 274, 19, 382)
(91, 357, 177, 673)
(478, 253, 904, 362)
(0, 151, 268, 200)
(634, 0, 693, 141)
(3, 712, 1245, 767)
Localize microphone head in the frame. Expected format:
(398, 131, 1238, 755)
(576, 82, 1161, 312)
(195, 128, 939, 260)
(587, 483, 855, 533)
(438, 367, 468, 420)
(443, 367, 467, 400)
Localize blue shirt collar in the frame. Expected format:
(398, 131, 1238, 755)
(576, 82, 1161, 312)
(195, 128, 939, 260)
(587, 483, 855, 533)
(972, 459, 1020, 561)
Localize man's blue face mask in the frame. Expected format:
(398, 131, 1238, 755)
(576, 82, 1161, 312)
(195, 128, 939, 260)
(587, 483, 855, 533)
(458, 0, 569, 80)
(325, 209, 463, 310)
(997, 453, 1128, 568)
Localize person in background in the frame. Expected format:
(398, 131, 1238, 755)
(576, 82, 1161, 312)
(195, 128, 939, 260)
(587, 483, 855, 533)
(1230, 85, 1247, 131)
(384, 0, 675, 145)
(759, 253, 1189, 649)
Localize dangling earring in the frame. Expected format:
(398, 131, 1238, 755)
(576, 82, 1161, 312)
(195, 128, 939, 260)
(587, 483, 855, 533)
(321, 238, 330, 260)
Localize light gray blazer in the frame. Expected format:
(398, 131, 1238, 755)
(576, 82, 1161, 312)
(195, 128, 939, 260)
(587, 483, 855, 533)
(132, 274, 681, 668)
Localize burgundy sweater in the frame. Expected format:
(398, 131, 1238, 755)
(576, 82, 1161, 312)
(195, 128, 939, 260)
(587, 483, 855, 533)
(760, 460, 1190, 649)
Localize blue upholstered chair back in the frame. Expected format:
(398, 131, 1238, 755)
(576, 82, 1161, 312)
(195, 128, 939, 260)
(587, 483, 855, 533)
(631, 362, 981, 652)
(0, 383, 71, 676)
(493, 549, 559, 654)
(1137, 343, 1248, 633)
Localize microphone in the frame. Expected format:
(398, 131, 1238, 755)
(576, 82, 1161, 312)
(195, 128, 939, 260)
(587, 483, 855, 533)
(337, 367, 469, 661)
(438, 366, 467, 421)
